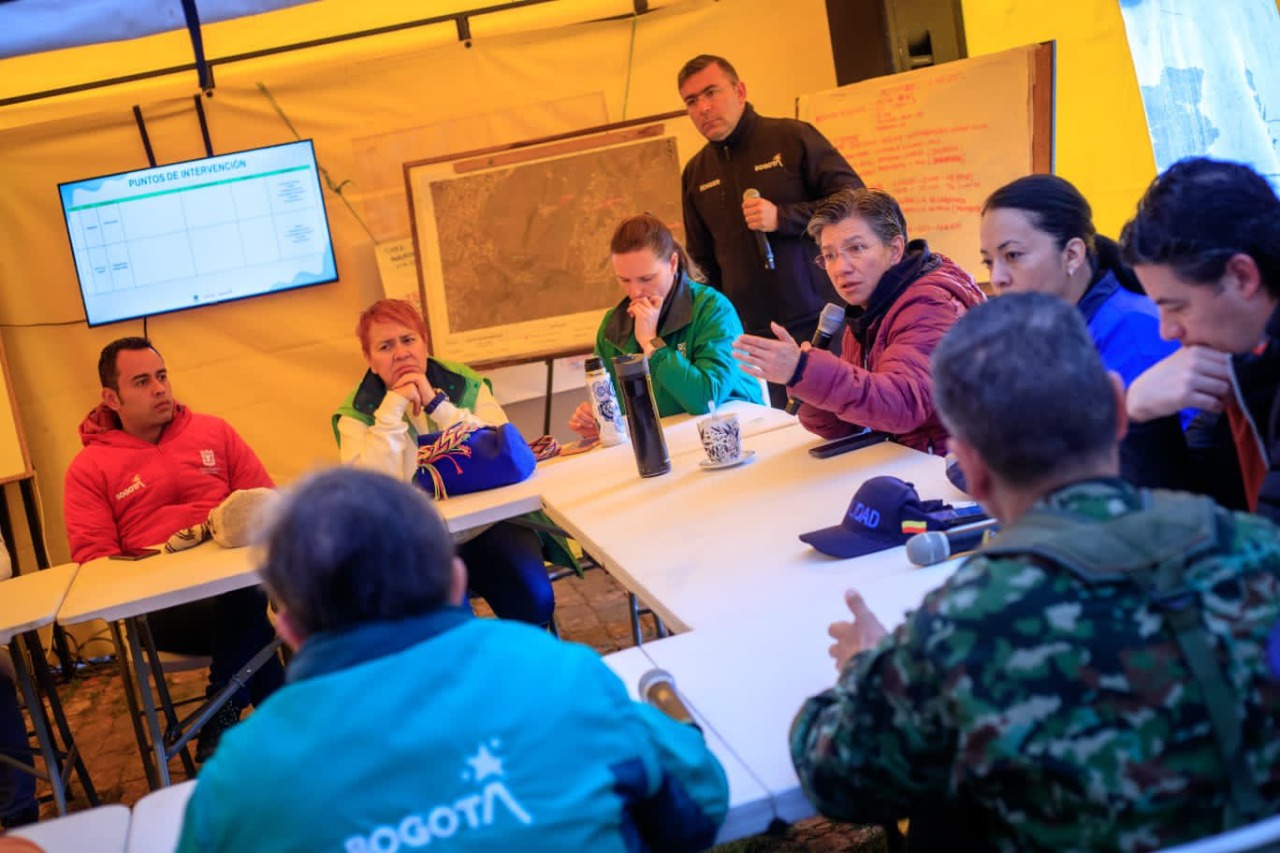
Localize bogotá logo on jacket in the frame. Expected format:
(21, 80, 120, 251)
(343, 741, 532, 853)
(753, 153, 783, 172)
(115, 474, 145, 501)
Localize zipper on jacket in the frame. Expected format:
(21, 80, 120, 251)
(720, 145, 734, 211)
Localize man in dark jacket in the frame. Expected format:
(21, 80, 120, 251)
(678, 55, 863, 406)
(1120, 157, 1280, 522)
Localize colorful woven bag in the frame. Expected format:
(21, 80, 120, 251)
(414, 422, 537, 499)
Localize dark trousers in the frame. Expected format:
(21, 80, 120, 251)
(146, 586, 284, 708)
(0, 672, 35, 821)
(459, 521, 555, 626)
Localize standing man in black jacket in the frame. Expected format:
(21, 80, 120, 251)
(678, 54, 864, 406)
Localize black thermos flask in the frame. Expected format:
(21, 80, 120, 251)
(613, 354, 671, 478)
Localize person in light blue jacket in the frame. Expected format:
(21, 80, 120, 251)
(176, 467, 728, 853)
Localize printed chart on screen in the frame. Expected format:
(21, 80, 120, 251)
(59, 140, 338, 326)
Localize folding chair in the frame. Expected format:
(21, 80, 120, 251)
(112, 616, 282, 789)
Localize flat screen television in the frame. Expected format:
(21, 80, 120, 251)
(58, 139, 339, 327)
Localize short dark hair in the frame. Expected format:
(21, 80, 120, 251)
(677, 54, 739, 89)
(259, 468, 456, 636)
(1120, 157, 1280, 297)
(98, 337, 161, 390)
(806, 188, 908, 245)
(932, 292, 1117, 488)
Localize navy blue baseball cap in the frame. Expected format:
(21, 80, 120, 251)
(800, 476, 938, 558)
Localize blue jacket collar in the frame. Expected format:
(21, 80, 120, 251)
(287, 606, 472, 684)
(1076, 269, 1120, 324)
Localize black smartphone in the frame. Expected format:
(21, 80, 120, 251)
(931, 503, 990, 528)
(808, 430, 890, 459)
(109, 548, 161, 561)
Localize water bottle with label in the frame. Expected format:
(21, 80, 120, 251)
(584, 356, 628, 447)
(613, 354, 671, 478)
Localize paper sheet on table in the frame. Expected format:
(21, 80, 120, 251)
(858, 559, 962, 632)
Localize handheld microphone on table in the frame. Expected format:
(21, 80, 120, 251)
(742, 188, 776, 270)
(638, 668, 700, 730)
(905, 518, 1000, 567)
(784, 303, 846, 415)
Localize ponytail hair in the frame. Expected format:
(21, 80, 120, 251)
(984, 174, 1140, 286)
(1094, 235, 1145, 294)
(609, 214, 705, 283)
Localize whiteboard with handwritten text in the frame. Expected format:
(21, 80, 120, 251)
(799, 44, 1053, 280)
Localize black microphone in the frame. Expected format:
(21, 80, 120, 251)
(638, 668, 699, 729)
(742, 188, 776, 270)
(785, 302, 845, 415)
(905, 518, 1000, 567)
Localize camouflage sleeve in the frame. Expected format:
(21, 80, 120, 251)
(789, 587, 959, 825)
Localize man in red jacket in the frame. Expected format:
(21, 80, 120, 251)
(63, 337, 283, 761)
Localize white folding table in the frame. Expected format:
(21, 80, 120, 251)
(7, 803, 130, 852)
(602, 645, 779, 845)
(126, 780, 196, 853)
(57, 544, 280, 789)
(0, 564, 98, 815)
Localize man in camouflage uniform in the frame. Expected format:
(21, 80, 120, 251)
(790, 292, 1280, 851)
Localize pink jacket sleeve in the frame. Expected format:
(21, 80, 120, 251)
(790, 289, 962, 437)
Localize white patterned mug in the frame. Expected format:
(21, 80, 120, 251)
(698, 414, 741, 463)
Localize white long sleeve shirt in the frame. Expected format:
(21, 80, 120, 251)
(336, 384, 508, 480)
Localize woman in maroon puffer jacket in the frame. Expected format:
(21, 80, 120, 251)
(733, 187, 985, 454)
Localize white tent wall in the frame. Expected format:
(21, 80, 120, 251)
(0, 0, 839, 566)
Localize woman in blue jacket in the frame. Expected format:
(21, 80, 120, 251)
(979, 174, 1188, 489)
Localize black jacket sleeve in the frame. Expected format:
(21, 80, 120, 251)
(774, 122, 864, 237)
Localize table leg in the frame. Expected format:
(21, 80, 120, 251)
(22, 631, 98, 806)
(628, 592, 644, 646)
(123, 617, 172, 788)
(16, 479, 77, 681)
(628, 593, 671, 646)
(110, 621, 158, 789)
(8, 636, 66, 815)
(543, 357, 555, 438)
(135, 617, 197, 778)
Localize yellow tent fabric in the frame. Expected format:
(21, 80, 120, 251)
(960, 0, 1159, 239)
(0, 0, 1171, 568)
(0, 0, 841, 563)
